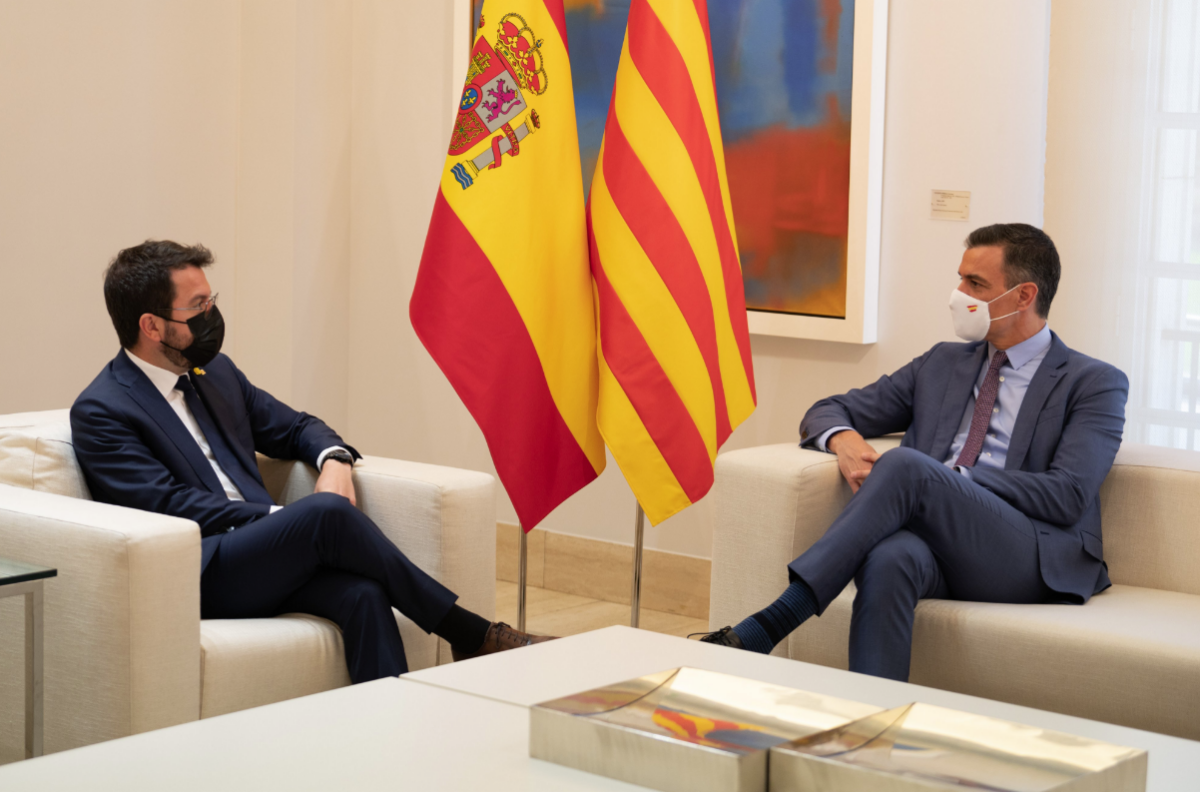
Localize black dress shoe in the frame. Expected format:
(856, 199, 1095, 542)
(693, 625, 745, 649)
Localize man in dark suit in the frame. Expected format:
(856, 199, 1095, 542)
(703, 224, 1128, 681)
(71, 240, 550, 684)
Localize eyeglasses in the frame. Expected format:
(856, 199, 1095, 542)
(166, 293, 219, 317)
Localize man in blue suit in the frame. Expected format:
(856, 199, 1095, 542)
(703, 224, 1128, 681)
(71, 240, 550, 684)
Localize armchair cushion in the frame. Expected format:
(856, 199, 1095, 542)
(199, 615, 351, 719)
(1099, 444, 1200, 594)
(789, 581, 1200, 740)
(0, 409, 90, 499)
(197, 607, 442, 719)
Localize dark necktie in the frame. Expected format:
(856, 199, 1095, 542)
(955, 350, 1009, 468)
(175, 375, 275, 505)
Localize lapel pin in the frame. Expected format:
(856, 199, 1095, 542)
(193, 367, 206, 376)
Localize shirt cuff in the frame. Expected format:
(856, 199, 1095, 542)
(269, 505, 284, 514)
(815, 426, 855, 453)
(316, 446, 352, 471)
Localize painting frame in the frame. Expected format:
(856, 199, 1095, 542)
(466, 0, 888, 345)
(745, 0, 888, 344)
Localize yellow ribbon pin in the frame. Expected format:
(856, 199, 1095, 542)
(193, 367, 206, 376)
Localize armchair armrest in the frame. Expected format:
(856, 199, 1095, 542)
(0, 485, 200, 759)
(709, 438, 901, 651)
(257, 454, 318, 507)
(255, 454, 496, 667)
(353, 456, 496, 666)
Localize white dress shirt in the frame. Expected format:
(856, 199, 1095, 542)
(128, 353, 251, 502)
(127, 353, 348, 512)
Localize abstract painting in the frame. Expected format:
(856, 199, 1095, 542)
(470, 0, 885, 339)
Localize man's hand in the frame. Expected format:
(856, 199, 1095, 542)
(828, 430, 880, 494)
(315, 460, 357, 507)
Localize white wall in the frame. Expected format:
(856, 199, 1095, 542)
(1, 0, 1064, 561)
(346, 0, 475, 478)
(1043, 0, 1153, 379)
(0, 1, 240, 411)
(0, 0, 354, 426)
(236, 0, 353, 430)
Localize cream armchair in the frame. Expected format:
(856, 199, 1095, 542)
(0, 409, 496, 764)
(709, 437, 1200, 741)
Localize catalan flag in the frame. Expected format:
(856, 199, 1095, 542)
(588, 0, 756, 525)
(411, 0, 605, 530)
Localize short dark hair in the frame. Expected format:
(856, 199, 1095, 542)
(103, 240, 213, 348)
(965, 223, 1060, 318)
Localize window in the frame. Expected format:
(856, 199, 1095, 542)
(1132, 0, 1200, 448)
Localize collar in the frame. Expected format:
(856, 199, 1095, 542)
(126, 350, 187, 400)
(990, 322, 1051, 371)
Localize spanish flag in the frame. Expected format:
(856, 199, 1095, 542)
(411, 0, 604, 530)
(588, 0, 756, 525)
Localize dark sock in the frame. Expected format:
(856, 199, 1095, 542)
(433, 604, 491, 653)
(734, 579, 818, 654)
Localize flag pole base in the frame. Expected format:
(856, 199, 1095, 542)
(631, 503, 645, 628)
(518, 526, 528, 633)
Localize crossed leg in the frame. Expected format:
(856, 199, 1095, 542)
(200, 492, 461, 682)
(723, 447, 1049, 680)
(277, 568, 409, 681)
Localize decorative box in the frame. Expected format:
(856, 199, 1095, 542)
(529, 666, 879, 792)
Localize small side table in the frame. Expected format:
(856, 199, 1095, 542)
(0, 558, 56, 759)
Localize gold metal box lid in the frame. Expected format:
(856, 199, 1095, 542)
(770, 701, 1147, 792)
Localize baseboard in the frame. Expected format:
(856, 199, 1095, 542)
(496, 522, 711, 620)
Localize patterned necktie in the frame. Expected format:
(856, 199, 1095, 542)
(175, 375, 275, 505)
(955, 350, 1009, 468)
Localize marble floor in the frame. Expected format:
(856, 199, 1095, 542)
(495, 580, 710, 639)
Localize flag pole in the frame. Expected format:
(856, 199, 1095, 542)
(630, 503, 645, 627)
(518, 526, 528, 632)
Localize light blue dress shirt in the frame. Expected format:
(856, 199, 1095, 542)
(942, 323, 1052, 475)
(817, 324, 1053, 477)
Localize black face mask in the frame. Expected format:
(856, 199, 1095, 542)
(161, 305, 225, 368)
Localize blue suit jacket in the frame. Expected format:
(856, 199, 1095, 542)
(70, 350, 359, 572)
(798, 332, 1128, 603)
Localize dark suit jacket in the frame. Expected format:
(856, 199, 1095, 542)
(70, 350, 359, 572)
(799, 332, 1128, 603)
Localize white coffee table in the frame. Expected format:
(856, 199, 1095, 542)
(0, 674, 642, 791)
(0, 626, 1196, 791)
(406, 626, 1200, 791)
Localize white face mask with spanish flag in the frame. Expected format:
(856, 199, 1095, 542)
(948, 285, 1020, 342)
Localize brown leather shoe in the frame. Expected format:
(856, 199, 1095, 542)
(451, 622, 557, 662)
